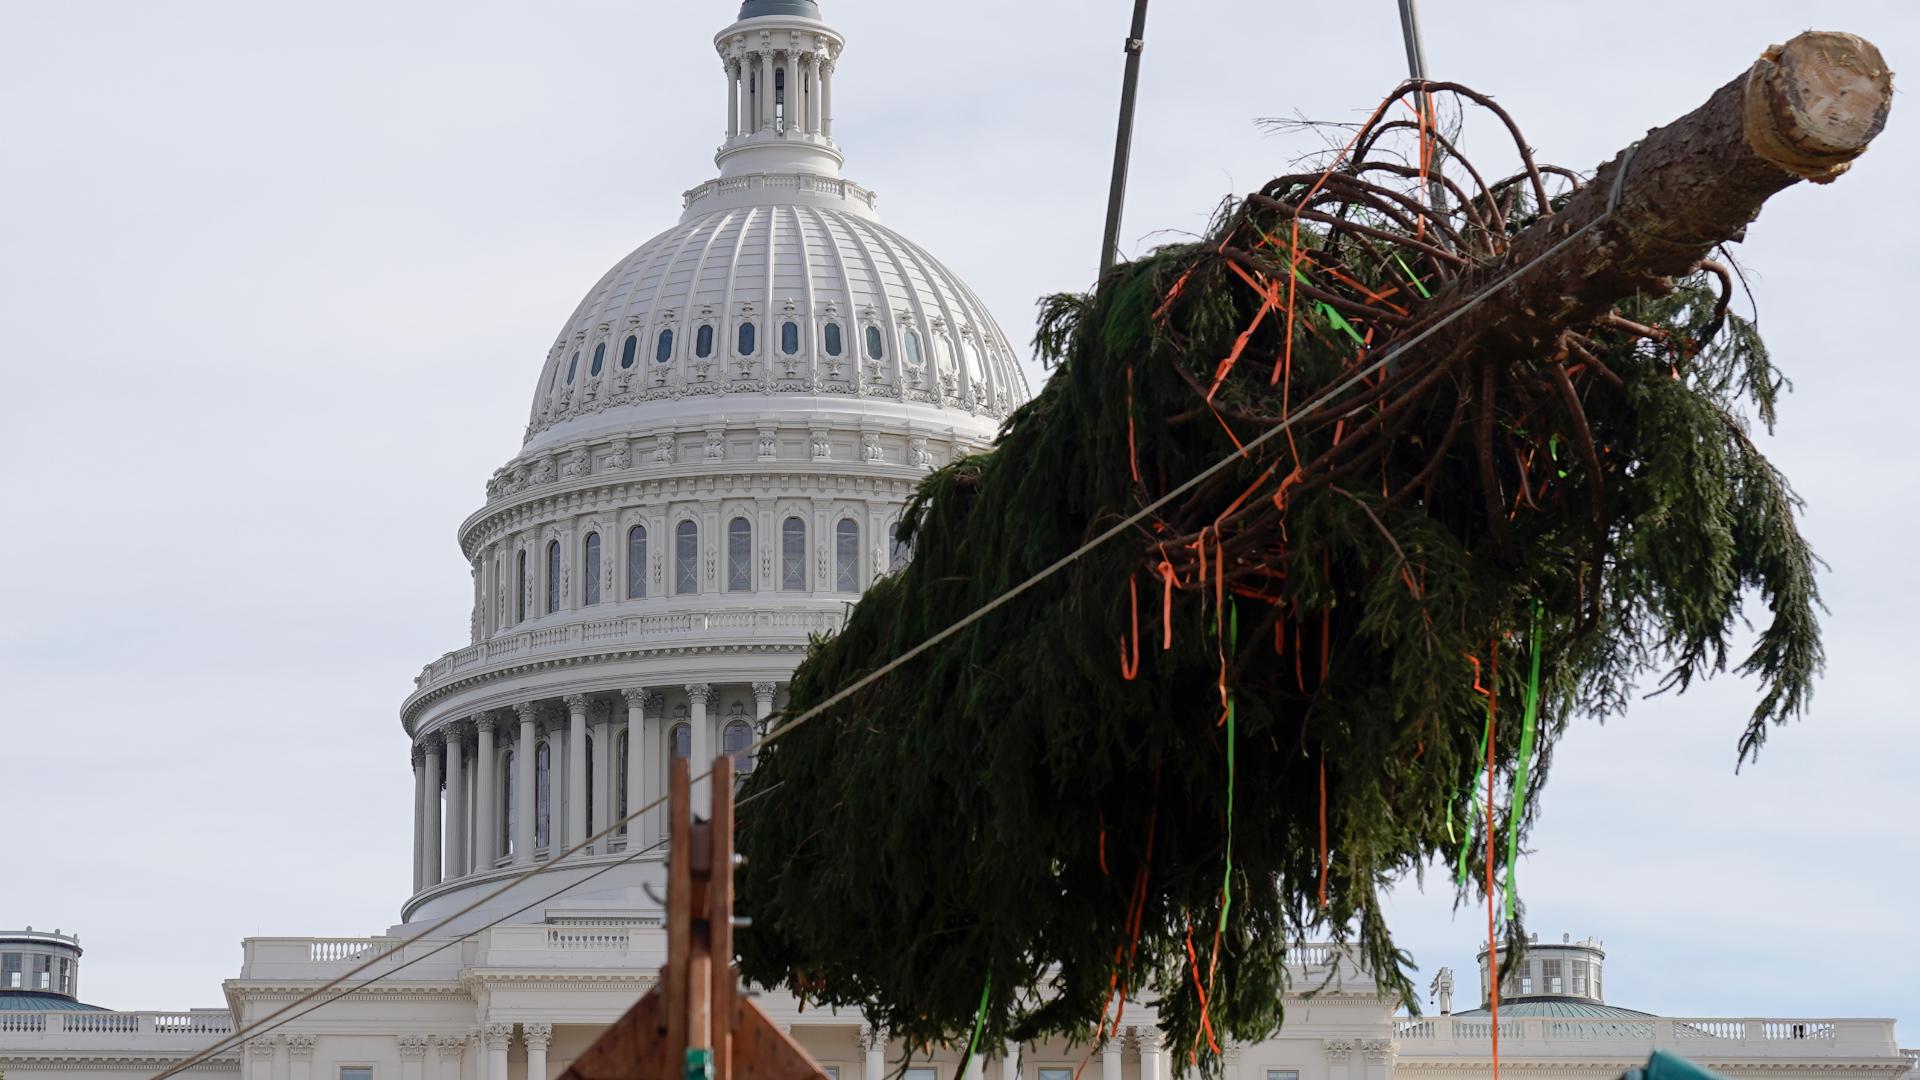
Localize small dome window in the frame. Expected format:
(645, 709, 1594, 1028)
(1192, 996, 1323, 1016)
(739, 321, 757, 356)
(546, 540, 562, 614)
(782, 321, 801, 356)
(590, 342, 606, 376)
(781, 516, 807, 591)
(566, 351, 579, 384)
(904, 329, 925, 367)
(655, 329, 674, 364)
(865, 325, 885, 360)
(696, 324, 715, 358)
(824, 323, 844, 357)
(583, 532, 602, 606)
(621, 335, 638, 369)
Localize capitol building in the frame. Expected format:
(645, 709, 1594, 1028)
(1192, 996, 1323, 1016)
(0, 4, 1912, 1080)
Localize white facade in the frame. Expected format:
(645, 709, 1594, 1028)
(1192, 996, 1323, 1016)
(0, 5, 1912, 1080)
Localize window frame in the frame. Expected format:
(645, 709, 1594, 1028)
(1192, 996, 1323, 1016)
(696, 323, 716, 358)
(566, 351, 579, 384)
(824, 322, 844, 357)
(781, 516, 807, 592)
(835, 518, 860, 592)
(583, 532, 602, 606)
(738, 321, 757, 357)
(621, 334, 638, 369)
(675, 520, 700, 595)
(781, 320, 801, 356)
(864, 324, 885, 360)
(546, 540, 562, 614)
(656, 328, 675, 364)
(590, 341, 606, 376)
(727, 517, 753, 593)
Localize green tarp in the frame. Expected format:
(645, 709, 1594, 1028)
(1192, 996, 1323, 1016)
(1620, 1051, 1722, 1080)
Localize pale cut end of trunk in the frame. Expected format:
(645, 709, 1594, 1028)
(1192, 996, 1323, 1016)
(1745, 30, 1894, 184)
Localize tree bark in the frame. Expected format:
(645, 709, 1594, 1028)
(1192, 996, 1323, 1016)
(1433, 31, 1892, 357)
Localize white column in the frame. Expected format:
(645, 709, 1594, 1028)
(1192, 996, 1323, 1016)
(565, 694, 589, 851)
(821, 59, 834, 139)
(799, 55, 815, 134)
(862, 1028, 884, 1080)
(423, 734, 444, 887)
(444, 723, 468, 879)
(523, 1023, 552, 1080)
(434, 1035, 466, 1080)
(399, 1037, 427, 1080)
(287, 1036, 314, 1080)
(687, 683, 714, 804)
(475, 715, 498, 869)
(247, 1038, 277, 1080)
(1000, 1041, 1019, 1080)
(483, 1025, 511, 1080)
(726, 57, 740, 139)
(514, 703, 538, 864)
(591, 708, 612, 848)
(752, 682, 778, 726)
(1101, 1039, 1120, 1080)
(548, 718, 568, 850)
(622, 688, 649, 845)
(760, 51, 776, 130)
(1139, 1035, 1163, 1080)
(411, 744, 426, 893)
(783, 50, 798, 131)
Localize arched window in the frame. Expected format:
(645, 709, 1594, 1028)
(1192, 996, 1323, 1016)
(546, 540, 562, 614)
(889, 521, 912, 573)
(781, 321, 801, 356)
(724, 719, 755, 773)
(626, 525, 648, 600)
(615, 729, 629, 834)
(566, 351, 579, 384)
(621, 335, 638, 369)
(774, 67, 786, 127)
(515, 549, 528, 623)
(696, 324, 715, 358)
(728, 518, 753, 592)
(824, 322, 844, 357)
(583, 732, 595, 835)
(865, 325, 885, 360)
(590, 342, 606, 376)
(583, 532, 602, 606)
(535, 740, 552, 849)
(670, 722, 691, 761)
(676, 520, 699, 595)
(738, 321, 757, 356)
(501, 749, 515, 858)
(904, 329, 925, 366)
(781, 516, 807, 591)
(836, 519, 860, 592)
(656, 328, 674, 364)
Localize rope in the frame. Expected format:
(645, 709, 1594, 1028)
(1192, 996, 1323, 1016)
(151, 193, 1628, 1080)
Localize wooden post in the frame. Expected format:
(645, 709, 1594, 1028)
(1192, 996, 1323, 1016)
(559, 756, 823, 1080)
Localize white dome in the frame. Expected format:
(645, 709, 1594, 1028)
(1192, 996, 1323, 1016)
(521, 184, 1028, 456)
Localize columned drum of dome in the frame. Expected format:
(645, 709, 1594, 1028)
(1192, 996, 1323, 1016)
(397, 0, 1029, 931)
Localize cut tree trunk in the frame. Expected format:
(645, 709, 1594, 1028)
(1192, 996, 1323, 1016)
(1436, 31, 1892, 357)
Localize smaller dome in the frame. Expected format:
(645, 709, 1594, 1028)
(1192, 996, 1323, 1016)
(739, 0, 821, 18)
(1455, 998, 1653, 1020)
(0, 990, 106, 1012)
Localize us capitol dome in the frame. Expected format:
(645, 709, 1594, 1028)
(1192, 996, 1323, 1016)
(397, 0, 1031, 930)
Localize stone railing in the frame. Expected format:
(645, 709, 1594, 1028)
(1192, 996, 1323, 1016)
(1395, 1015, 1900, 1059)
(0, 1010, 234, 1038)
(1901, 1047, 1918, 1075)
(408, 606, 844, 702)
(682, 172, 878, 214)
(239, 937, 451, 983)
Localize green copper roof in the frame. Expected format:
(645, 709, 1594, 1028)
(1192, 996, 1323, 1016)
(739, 0, 821, 18)
(0, 991, 106, 1012)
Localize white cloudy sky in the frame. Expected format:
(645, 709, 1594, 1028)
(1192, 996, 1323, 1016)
(1, 0, 1915, 1048)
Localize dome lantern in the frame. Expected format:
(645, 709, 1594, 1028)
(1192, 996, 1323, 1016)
(714, 0, 845, 180)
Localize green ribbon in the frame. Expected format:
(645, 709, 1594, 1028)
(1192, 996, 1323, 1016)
(1503, 604, 1545, 920)
(1452, 694, 1491, 888)
(1219, 603, 1239, 934)
(1392, 253, 1433, 299)
(961, 973, 991, 1067)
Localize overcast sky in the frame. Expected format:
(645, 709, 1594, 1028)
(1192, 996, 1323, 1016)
(1, 0, 1915, 1048)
